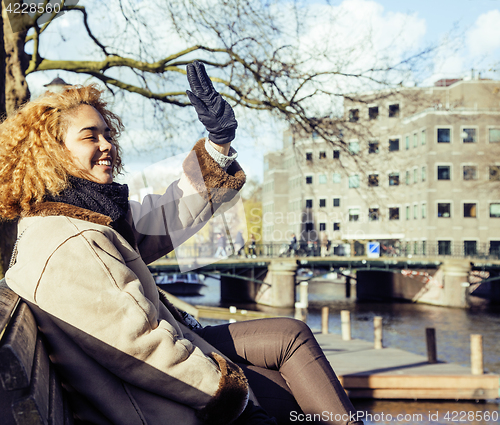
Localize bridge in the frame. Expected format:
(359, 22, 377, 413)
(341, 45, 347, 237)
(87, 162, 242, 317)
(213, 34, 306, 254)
(149, 251, 500, 308)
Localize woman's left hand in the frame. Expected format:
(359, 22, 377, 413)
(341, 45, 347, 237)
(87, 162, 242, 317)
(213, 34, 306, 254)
(186, 61, 238, 145)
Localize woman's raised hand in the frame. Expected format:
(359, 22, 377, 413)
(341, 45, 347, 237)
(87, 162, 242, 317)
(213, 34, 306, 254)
(186, 61, 237, 145)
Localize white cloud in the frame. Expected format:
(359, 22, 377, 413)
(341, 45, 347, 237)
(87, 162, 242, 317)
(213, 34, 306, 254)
(467, 10, 500, 58)
(300, 0, 426, 69)
(289, 0, 427, 116)
(426, 8, 500, 84)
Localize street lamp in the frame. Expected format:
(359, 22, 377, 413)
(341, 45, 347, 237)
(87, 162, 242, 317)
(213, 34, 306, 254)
(43, 76, 72, 93)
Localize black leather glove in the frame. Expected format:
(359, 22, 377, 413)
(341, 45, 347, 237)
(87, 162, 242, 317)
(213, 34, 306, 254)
(186, 61, 238, 145)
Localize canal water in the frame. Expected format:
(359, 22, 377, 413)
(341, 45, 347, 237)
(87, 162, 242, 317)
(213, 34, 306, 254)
(177, 275, 500, 425)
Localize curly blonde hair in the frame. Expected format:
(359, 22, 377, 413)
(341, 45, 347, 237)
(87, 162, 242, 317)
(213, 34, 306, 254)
(0, 84, 124, 220)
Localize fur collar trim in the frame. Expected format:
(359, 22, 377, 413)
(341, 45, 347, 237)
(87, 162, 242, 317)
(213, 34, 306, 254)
(22, 202, 138, 249)
(183, 139, 246, 204)
(22, 202, 112, 226)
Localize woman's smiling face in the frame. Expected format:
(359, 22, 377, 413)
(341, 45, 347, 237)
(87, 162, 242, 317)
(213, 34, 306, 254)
(63, 104, 117, 184)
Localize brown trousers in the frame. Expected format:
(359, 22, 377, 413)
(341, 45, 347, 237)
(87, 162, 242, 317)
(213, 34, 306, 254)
(196, 318, 363, 425)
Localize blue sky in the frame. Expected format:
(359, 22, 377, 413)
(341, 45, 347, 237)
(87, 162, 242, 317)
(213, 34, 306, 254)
(378, 0, 498, 40)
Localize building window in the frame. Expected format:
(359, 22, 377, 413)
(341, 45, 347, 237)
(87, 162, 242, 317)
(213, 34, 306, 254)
(389, 207, 399, 220)
(438, 240, 451, 255)
(464, 203, 477, 218)
(422, 166, 426, 182)
(349, 141, 360, 154)
(306, 176, 313, 184)
(413, 204, 418, 219)
(489, 128, 500, 143)
(422, 240, 427, 254)
(405, 171, 410, 185)
(333, 198, 340, 207)
(462, 128, 476, 143)
(413, 169, 418, 183)
(422, 203, 427, 219)
(489, 166, 500, 181)
(318, 174, 327, 184)
(349, 208, 360, 222)
(463, 166, 477, 180)
(421, 129, 426, 145)
(312, 131, 319, 139)
(319, 198, 326, 207)
(438, 203, 451, 218)
(389, 172, 399, 186)
(437, 166, 451, 180)
(348, 175, 360, 188)
(349, 109, 359, 122)
(464, 241, 477, 256)
(319, 151, 326, 159)
(306, 152, 313, 161)
(388, 104, 400, 117)
(368, 174, 379, 187)
(333, 222, 340, 231)
(413, 133, 418, 148)
(368, 141, 379, 153)
(490, 203, 500, 218)
(333, 150, 340, 159)
(332, 173, 341, 183)
(405, 136, 409, 150)
(369, 106, 379, 120)
(319, 223, 326, 231)
(305, 222, 314, 231)
(306, 199, 313, 208)
(490, 241, 500, 257)
(369, 208, 379, 221)
(389, 138, 400, 151)
(437, 128, 451, 143)
(406, 206, 410, 220)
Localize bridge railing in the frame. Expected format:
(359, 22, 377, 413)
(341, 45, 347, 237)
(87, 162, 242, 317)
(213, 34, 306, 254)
(166, 241, 500, 260)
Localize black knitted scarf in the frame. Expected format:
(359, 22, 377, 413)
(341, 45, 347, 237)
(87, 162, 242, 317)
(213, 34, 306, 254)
(45, 176, 130, 222)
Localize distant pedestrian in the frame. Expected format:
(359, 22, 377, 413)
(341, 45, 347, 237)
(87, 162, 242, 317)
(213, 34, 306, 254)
(321, 233, 330, 257)
(289, 233, 297, 256)
(234, 230, 245, 256)
(215, 232, 227, 258)
(249, 233, 257, 258)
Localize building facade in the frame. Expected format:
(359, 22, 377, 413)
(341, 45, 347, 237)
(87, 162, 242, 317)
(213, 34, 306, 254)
(262, 78, 500, 256)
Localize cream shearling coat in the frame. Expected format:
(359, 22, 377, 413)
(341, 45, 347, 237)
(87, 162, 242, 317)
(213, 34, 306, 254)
(5, 140, 248, 425)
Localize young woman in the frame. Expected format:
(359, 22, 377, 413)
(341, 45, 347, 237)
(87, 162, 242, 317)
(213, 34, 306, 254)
(1, 62, 363, 425)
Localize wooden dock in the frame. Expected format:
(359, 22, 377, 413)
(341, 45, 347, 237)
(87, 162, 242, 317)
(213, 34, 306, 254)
(315, 332, 500, 401)
(164, 292, 499, 401)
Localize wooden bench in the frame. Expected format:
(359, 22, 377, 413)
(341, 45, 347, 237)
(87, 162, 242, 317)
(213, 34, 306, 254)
(0, 279, 74, 425)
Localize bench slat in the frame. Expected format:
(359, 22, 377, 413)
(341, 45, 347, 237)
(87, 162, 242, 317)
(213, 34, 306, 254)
(0, 279, 21, 340)
(49, 365, 74, 425)
(0, 301, 38, 391)
(12, 337, 51, 425)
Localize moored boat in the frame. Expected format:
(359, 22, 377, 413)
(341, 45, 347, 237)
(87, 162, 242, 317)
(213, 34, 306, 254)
(155, 273, 206, 296)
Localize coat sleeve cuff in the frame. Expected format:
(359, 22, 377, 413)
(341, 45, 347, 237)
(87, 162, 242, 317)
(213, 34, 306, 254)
(196, 353, 249, 425)
(182, 139, 246, 205)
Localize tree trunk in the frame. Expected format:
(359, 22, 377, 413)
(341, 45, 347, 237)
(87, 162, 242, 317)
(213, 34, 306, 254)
(2, 3, 30, 115)
(0, 2, 31, 277)
(0, 2, 6, 119)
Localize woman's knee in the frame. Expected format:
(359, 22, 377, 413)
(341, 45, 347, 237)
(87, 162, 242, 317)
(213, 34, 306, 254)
(273, 317, 315, 344)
